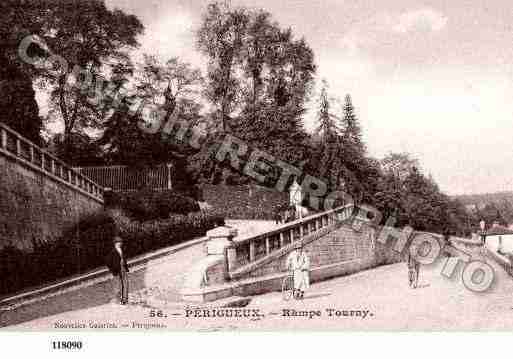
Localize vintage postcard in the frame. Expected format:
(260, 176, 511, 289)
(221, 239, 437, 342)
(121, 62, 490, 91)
(1, 0, 513, 342)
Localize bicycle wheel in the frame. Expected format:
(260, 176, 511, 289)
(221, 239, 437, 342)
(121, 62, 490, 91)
(282, 275, 294, 301)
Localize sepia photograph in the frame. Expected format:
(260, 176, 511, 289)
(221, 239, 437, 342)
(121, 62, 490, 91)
(1, 0, 513, 344)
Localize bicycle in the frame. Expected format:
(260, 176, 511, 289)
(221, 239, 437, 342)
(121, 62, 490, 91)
(282, 273, 294, 301)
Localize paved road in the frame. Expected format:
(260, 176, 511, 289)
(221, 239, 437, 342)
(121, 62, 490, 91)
(0, 220, 279, 328)
(0, 240, 206, 328)
(7, 250, 513, 331)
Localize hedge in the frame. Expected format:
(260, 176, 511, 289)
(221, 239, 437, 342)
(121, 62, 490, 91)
(0, 209, 224, 297)
(105, 189, 201, 221)
(113, 209, 225, 257)
(201, 184, 289, 220)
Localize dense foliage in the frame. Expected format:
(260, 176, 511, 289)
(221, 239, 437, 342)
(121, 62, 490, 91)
(0, 56, 43, 145)
(454, 191, 513, 230)
(201, 184, 289, 220)
(0, 208, 224, 296)
(106, 189, 201, 221)
(308, 86, 471, 236)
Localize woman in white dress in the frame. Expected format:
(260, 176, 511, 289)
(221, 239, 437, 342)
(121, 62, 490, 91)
(286, 242, 310, 299)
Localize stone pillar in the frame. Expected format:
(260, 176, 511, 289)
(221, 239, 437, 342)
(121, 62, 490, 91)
(181, 226, 239, 302)
(226, 246, 237, 274)
(206, 226, 238, 280)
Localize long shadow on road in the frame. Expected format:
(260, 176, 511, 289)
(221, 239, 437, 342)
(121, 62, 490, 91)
(0, 266, 150, 328)
(0, 240, 208, 328)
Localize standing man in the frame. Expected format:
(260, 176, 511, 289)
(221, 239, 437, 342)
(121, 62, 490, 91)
(105, 216, 128, 305)
(286, 242, 310, 299)
(407, 251, 420, 289)
(104, 190, 129, 305)
(112, 235, 129, 305)
(479, 220, 486, 246)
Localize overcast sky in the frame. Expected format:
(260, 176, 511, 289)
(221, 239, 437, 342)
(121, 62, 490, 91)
(99, 0, 513, 195)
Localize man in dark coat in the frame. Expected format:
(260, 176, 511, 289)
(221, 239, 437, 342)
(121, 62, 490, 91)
(107, 232, 129, 305)
(407, 252, 420, 289)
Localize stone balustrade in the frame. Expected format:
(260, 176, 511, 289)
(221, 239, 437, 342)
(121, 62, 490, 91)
(229, 204, 356, 275)
(0, 123, 104, 202)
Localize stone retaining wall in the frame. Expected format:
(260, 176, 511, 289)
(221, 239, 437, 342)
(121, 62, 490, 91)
(240, 224, 401, 281)
(0, 154, 103, 251)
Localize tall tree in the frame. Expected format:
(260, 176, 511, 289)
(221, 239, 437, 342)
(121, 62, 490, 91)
(240, 10, 274, 113)
(340, 94, 365, 157)
(196, 2, 315, 185)
(10, 0, 144, 162)
(233, 12, 315, 171)
(315, 80, 338, 144)
(310, 79, 341, 189)
(0, 0, 49, 144)
(325, 94, 373, 203)
(197, 2, 249, 133)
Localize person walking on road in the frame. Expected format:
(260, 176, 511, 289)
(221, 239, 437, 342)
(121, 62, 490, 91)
(106, 233, 129, 305)
(105, 209, 128, 305)
(286, 242, 310, 299)
(103, 190, 129, 305)
(407, 251, 420, 289)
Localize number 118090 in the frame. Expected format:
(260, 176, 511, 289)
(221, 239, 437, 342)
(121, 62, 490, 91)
(52, 341, 83, 350)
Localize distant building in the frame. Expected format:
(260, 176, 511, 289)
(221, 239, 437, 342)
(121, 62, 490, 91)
(485, 221, 513, 253)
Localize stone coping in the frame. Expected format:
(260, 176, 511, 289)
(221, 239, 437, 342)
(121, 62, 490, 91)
(232, 204, 355, 244)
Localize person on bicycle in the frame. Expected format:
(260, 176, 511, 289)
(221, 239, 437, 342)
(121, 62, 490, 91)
(407, 251, 420, 289)
(286, 242, 310, 299)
